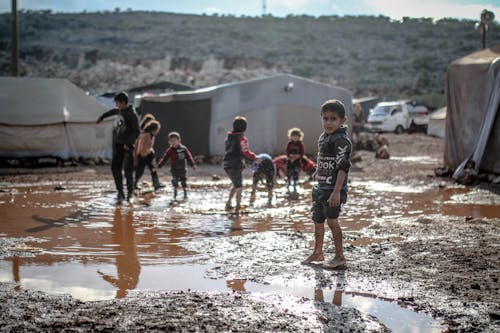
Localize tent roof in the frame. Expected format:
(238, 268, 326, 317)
(0, 77, 107, 126)
(141, 74, 350, 103)
(451, 44, 500, 66)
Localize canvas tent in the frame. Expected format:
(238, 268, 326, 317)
(444, 45, 500, 176)
(427, 107, 446, 138)
(139, 74, 353, 157)
(0, 77, 114, 160)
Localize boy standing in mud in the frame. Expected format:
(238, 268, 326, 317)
(223, 116, 260, 214)
(302, 99, 352, 269)
(97, 92, 140, 203)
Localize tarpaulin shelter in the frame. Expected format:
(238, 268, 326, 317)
(0, 77, 113, 160)
(139, 74, 353, 157)
(427, 107, 446, 138)
(444, 45, 500, 176)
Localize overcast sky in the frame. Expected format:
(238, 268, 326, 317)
(1, 0, 499, 21)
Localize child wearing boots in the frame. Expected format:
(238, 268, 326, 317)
(223, 116, 260, 214)
(133, 117, 165, 191)
(285, 128, 305, 192)
(158, 132, 196, 201)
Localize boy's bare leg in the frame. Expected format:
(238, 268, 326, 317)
(301, 222, 325, 264)
(249, 184, 257, 205)
(323, 218, 346, 268)
(235, 187, 242, 213)
(226, 187, 236, 210)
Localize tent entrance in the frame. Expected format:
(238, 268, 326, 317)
(142, 99, 212, 157)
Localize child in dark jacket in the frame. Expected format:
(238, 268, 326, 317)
(96, 92, 140, 202)
(250, 153, 275, 207)
(302, 99, 352, 269)
(223, 116, 260, 214)
(285, 128, 305, 192)
(158, 132, 195, 200)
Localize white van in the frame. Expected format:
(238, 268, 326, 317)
(366, 101, 432, 134)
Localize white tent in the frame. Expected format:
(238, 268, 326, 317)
(140, 74, 353, 157)
(427, 107, 446, 138)
(0, 77, 114, 159)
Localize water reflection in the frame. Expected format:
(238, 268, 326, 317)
(97, 208, 140, 298)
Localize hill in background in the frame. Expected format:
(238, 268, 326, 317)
(0, 10, 497, 105)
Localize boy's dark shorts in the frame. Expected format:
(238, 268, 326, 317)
(311, 185, 346, 223)
(225, 167, 243, 188)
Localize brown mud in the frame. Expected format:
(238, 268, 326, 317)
(0, 133, 499, 332)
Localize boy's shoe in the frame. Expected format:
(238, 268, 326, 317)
(116, 191, 125, 203)
(126, 192, 134, 202)
(154, 183, 166, 191)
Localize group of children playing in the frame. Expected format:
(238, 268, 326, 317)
(98, 93, 352, 269)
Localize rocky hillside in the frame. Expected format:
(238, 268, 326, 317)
(0, 10, 497, 103)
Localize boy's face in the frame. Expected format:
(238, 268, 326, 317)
(168, 137, 180, 147)
(291, 134, 301, 142)
(321, 110, 345, 134)
(115, 100, 127, 110)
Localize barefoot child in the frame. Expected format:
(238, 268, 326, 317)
(223, 116, 260, 214)
(158, 132, 195, 200)
(302, 100, 352, 269)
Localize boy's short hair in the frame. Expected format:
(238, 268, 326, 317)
(233, 116, 247, 132)
(287, 127, 304, 139)
(321, 99, 346, 118)
(168, 131, 181, 140)
(114, 92, 129, 104)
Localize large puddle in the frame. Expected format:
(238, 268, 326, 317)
(1, 177, 498, 332)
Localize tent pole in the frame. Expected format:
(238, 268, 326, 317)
(11, 0, 19, 76)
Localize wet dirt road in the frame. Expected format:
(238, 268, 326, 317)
(0, 134, 499, 332)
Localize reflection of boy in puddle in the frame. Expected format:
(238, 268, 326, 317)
(315, 289, 342, 306)
(250, 153, 275, 207)
(98, 208, 140, 298)
(302, 100, 351, 269)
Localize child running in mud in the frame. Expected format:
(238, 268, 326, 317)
(134, 116, 165, 191)
(302, 99, 352, 269)
(249, 153, 275, 207)
(285, 128, 305, 192)
(158, 132, 195, 201)
(223, 116, 260, 214)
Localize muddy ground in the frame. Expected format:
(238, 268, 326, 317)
(0, 133, 499, 332)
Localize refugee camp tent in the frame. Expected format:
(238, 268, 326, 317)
(139, 74, 353, 157)
(427, 107, 446, 138)
(0, 77, 114, 160)
(444, 45, 500, 176)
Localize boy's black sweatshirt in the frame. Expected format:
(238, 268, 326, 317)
(98, 105, 140, 146)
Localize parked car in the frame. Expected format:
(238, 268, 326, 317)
(366, 100, 434, 134)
